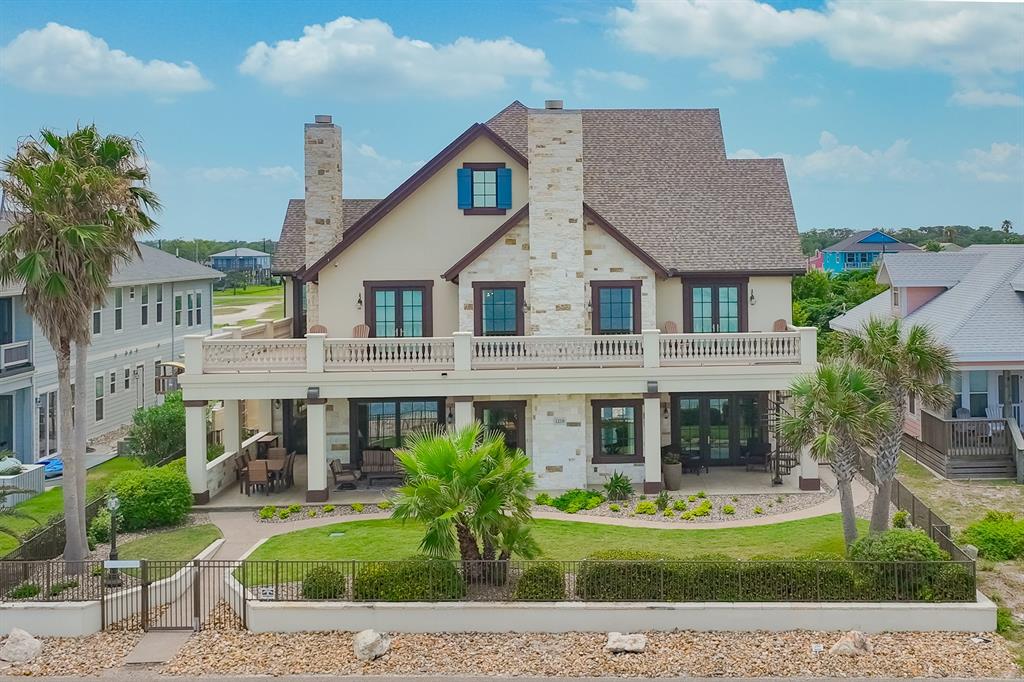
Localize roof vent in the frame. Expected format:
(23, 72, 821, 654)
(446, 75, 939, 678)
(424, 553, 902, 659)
(544, 100, 564, 110)
(314, 114, 332, 124)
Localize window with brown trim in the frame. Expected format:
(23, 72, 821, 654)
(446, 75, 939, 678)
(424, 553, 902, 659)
(463, 162, 508, 215)
(364, 280, 434, 338)
(475, 400, 527, 452)
(472, 281, 524, 336)
(591, 281, 641, 334)
(683, 278, 748, 333)
(592, 399, 643, 463)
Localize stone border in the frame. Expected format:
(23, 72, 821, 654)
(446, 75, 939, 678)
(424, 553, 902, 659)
(242, 592, 997, 635)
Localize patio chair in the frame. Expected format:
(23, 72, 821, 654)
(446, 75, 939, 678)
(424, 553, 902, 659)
(309, 324, 328, 334)
(246, 459, 272, 496)
(661, 321, 678, 334)
(955, 407, 971, 419)
(233, 456, 247, 494)
(330, 459, 358, 490)
(267, 447, 287, 461)
(745, 442, 771, 472)
(284, 452, 296, 488)
(352, 324, 370, 338)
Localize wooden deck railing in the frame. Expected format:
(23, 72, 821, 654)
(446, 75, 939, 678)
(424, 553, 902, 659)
(189, 326, 816, 374)
(920, 409, 1012, 458)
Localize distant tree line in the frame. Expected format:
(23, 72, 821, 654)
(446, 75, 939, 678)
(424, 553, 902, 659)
(792, 269, 888, 358)
(800, 222, 1021, 256)
(142, 238, 278, 263)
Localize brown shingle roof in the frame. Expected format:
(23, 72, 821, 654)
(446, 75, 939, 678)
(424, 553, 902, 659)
(272, 198, 380, 274)
(486, 101, 805, 274)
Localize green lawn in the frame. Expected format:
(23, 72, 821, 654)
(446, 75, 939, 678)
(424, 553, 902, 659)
(212, 284, 282, 305)
(118, 524, 223, 579)
(246, 515, 863, 564)
(0, 457, 144, 555)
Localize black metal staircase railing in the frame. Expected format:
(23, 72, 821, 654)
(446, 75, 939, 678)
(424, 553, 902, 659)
(767, 392, 798, 483)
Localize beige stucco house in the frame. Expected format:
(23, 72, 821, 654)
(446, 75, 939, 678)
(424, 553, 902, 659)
(180, 100, 821, 504)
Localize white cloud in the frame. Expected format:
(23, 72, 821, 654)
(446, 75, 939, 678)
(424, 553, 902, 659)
(555, 17, 580, 25)
(257, 166, 299, 181)
(791, 95, 821, 107)
(239, 16, 549, 97)
(187, 165, 298, 183)
(611, 0, 1024, 90)
(738, 131, 927, 181)
(711, 85, 737, 97)
(574, 68, 648, 93)
(956, 142, 1023, 182)
(950, 88, 1024, 108)
(0, 23, 210, 95)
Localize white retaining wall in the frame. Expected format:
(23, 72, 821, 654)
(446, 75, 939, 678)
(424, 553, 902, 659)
(0, 464, 45, 506)
(243, 592, 997, 634)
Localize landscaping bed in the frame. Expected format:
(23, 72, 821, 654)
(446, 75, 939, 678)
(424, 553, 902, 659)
(253, 501, 391, 522)
(157, 630, 1018, 678)
(569, 489, 832, 523)
(0, 631, 142, 677)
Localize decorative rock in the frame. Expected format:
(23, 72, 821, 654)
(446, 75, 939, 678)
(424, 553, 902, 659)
(0, 628, 43, 663)
(962, 544, 979, 560)
(829, 630, 873, 656)
(605, 632, 647, 653)
(353, 629, 390, 661)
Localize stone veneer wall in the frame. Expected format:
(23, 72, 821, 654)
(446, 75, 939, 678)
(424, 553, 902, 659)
(582, 217, 658, 332)
(530, 395, 587, 490)
(326, 398, 350, 464)
(457, 221, 531, 332)
(303, 118, 344, 327)
(527, 109, 585, 336)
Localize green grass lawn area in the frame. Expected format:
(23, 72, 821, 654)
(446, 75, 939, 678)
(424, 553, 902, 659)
(118, 524, 223, 580)
(246, 515, 862, 565)
(0, 457, 144, 555)
(212, 284, 282, 304)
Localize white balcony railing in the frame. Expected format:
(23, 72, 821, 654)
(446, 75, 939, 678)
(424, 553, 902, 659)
(0, 340, 31, 372)
(188, 326, 816, 375)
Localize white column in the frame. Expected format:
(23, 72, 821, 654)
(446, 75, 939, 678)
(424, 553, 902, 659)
(799, 444, 820, 491)
(643, 395, 662, 493)
(453, 332, 472, 371)
(306, 399, 328, 502)
(641, 329, 660, 369)
(252, 399, 273, 434)
(222, 399, 241, 455)
(305, 333, 325, 373)
(185, 402, 209, 503)
(453, 398, 474, 430)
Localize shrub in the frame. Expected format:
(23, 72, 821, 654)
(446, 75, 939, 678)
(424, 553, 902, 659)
(696, 490, 706, 499)
(278, 509, 291, 520)
(722, 505, 735, 515)
(928, 563, 976, 601)
(741, 553, 856, 601)
(351, 502, 364, 513)
(307, 510, 316, 518)
(206, 443, 225, 461)
(753, 506, 764, 515)
(681, 500, 712, 520)
(996, 603, 1019, 635)
(849, 528, 947, 562)
(258, 506, 276, 520)
(731, 496, 739, 503)
(655, 490, 670, 511)
(961, 511, 1024, 561)
(849, 529, 949, 600)
(892, 509, 910, 529)
(776, 495, 785, 504)
(88, 509, 118, 544)
(663, 509, 675, 518)
(634, 500, 657, 515)
(301, 564, 348, 599)
(603, 472, 634, 501)
(322, 504, 336, 513)
(377, 500, 393, 510)
(550, 488, 604, 514)
(162, 458, 187, 475)
(353, 557, 465, 601)
(287, 504, 302, 514)
(110, 467, 192, 531)
(687, 494, 697, 503)
(512, 562, 566, 600)
(609, 503, 620, 512)
(48, 580, 78, 597)
(575, 550, 677, 600)
(534, 493, 554, 506)
(123, 391, 186, 465)
(8, 583, 40, 599)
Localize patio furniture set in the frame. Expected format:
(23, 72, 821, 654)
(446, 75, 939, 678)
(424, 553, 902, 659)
(234, 436, 299, 496)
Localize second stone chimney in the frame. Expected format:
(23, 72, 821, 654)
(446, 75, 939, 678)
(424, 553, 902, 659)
(303, 114, 343, 326)
(527, 102, 585, 335)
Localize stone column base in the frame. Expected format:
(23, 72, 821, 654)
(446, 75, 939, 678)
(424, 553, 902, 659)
(643, 481, 663, 494)
(193, 491, 210, 505)
(799, 476, 821, 491)
(306, 488, 329, 503)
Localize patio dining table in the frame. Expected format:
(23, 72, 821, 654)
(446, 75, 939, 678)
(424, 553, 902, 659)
(242, 458, 287, 495)
(255, 433, 280, 458)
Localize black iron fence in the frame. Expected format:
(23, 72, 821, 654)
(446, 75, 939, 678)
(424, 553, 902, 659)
(2, 496, 106, 562)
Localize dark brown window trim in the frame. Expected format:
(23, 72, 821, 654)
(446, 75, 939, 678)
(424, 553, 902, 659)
(363, 280, 434, 338)
(462, 162, 507, 216)
(682, 277, 749, 333)
(590, 280, 642, 334)
(592, 398, 644, 464)
(475, 400, 527, 450)
(472, 281, 525, 336)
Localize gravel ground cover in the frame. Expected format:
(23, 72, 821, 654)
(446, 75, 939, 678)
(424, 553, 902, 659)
(254, 503, 391, 523)
(0, 632, 142, 676)
(158, 630, 1019, 678)
(574, 489, 833, 524)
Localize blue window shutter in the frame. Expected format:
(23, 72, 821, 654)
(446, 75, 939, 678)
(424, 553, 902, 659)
(496, 167, 512, 209)
(456, 168, 473, 209)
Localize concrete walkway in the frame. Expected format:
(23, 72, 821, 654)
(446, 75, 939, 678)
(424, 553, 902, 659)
(213, 300, 278, 325)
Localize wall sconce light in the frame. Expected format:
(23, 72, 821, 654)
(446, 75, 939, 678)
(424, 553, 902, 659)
(356, 293, 363, 310)
(749, 289, 757, 306)
(447, 407, 454, 424)
(306, 386, 320, 402)
(662, 403, 669, 417)
(586, 299, 592, 314)
(522, 300, 529, 314)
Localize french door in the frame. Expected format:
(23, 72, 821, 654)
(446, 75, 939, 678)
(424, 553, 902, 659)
(673, 393, 765, 466)
(350, 398, 443, 467)
(684, 281, 746, 333)
(36, 389, 58, 460)
(366, 282, 432, 338)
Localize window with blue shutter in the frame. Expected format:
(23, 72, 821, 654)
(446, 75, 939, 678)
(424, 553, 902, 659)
(460, 163, 509, 214)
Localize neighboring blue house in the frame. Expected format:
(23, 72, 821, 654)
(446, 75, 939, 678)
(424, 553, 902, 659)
(208, 247, 271, 274)
(819, 229, 920, 274)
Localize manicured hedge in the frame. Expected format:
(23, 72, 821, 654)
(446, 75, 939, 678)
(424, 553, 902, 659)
(301, 564, 347, 599)
(352, 557, 465, 601)
(109, 467, 192, 531)
(512, 562, 566, 601)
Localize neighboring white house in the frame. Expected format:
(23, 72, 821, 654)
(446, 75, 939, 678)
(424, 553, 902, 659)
(180, 100, 822, 504)
(831, 245, 1024, 479)
(0, 227, 221, 463)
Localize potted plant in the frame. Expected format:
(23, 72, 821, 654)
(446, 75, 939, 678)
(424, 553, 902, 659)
(662, 451, 683, 491)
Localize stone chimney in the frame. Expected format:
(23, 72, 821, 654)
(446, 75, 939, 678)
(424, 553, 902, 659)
(527, 102, 585, 335)
(304, 114, 343, 326)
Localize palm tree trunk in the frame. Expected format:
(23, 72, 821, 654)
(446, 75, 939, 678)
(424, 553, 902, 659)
(73, 341, 89, 541)
(837, 476, 859, 550)
(869, 424, 903, 533)
(57, 339, 87, 566)
(457, 523, 484, 582)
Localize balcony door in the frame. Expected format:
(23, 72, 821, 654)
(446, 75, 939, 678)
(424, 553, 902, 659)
(672, 392, 765, 466)
(365, 281, 433, 338)
(0, 298, 12, 345)
(683, 280, 747, 333)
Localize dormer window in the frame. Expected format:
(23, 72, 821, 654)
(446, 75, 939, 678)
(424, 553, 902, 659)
(457, 163, 511, 215)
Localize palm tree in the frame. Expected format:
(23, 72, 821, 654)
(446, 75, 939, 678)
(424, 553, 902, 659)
(1001, 219, 1013, 234)
(840, 318, 953, 533)
(0, 126, 159, 562)
(390, 423, 538, 579)
(781, 360, 894, 548)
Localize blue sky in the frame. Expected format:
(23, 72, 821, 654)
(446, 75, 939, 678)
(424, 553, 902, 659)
(1, 0, 1022, 241)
